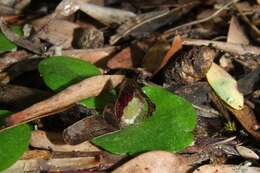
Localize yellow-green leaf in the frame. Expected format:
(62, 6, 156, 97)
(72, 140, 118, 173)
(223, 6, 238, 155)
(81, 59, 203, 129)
(206, 63, 244, 110)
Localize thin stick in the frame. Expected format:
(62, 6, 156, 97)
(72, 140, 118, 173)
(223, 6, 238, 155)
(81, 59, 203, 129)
(164, 0, 240, 38)
(182, 38, 260, 55)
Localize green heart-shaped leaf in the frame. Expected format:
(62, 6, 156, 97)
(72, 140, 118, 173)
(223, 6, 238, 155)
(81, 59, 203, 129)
(0, 110, 31, 171)
(92, 85, 196, 155)
(0, 25, 22, 53)
(39, 56, 101, 91)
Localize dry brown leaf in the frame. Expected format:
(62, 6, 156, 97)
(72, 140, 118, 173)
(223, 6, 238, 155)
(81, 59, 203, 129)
(4, 157, 100, 173)
(227, 104, 260, 140)
(227, 16, 249, 44)
(32, 18, 79, 49)
(62, 47, 116, 64)
(2, 75, 124, 131)
(142, 38, 170, 73)
(153, 35, 182, 74)
(30, 130, 100, 152)
(107, 45, 144, 69)
(107, 47, 133, 69)
(112, 151, 191, 173)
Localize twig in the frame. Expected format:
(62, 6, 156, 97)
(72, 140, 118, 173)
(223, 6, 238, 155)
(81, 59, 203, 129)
(164, 0, 240, 38)
(182, 38, 260, 55)
(234, 3, 260, 37)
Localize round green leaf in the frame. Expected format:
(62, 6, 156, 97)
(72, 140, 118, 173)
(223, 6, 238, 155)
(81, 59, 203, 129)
(0, 25, 22, 53)
(0, 110, 31, 171)
(38, 56, 101, 91)
(92, 85, 196, 155)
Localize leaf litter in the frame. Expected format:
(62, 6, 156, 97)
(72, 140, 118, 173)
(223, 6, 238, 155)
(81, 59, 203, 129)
(0, 0, 259, 172)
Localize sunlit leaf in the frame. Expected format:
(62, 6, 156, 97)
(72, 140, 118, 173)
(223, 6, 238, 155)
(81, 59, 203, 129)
(207, 63, 244, 110)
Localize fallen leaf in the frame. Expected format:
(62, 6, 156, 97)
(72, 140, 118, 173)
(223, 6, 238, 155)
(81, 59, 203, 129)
(153, 35, 183, 74)
(92, 85, 196, 155)
(30, 130, 100, 152)
(142, 38, 170, 73)
(62, 47, 116, 64)
(206, 63, 244, 110)
(107, 45, 144, 69)
(227, 16, 249, 44)
(236, 145, 259, 160)
(227, 104, 260, 140)
(112, 151, 191, 173)
(32, 19, 79, 49)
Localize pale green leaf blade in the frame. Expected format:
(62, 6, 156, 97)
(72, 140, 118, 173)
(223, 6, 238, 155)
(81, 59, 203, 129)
(206, 63, 244, 110)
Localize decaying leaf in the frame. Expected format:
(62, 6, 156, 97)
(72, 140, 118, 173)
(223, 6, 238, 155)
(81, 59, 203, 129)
(206, 63, 244, 110)
(112, 151, 191, 173)
(30, 130, 99, 152)
(227, 104, 260, 140)
(142, 38, 170, 73)
(107, 45, 144, 69)
(62, 47, 116, 64)
(227, 16, 249, 44)
(32, 19, 79, 49)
